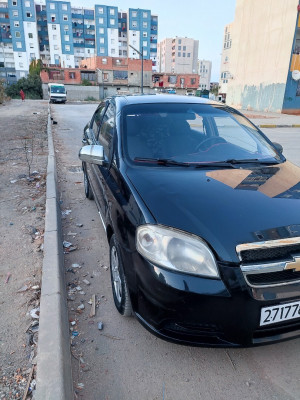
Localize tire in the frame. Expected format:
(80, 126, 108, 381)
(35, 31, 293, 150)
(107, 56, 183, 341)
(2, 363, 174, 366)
(83, 165, 94, 200)
(110, 234, 132, 317)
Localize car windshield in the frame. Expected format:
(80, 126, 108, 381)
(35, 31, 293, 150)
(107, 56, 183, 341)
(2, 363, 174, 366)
(122, 103, 282, 165)
(51, 86, 65, 94)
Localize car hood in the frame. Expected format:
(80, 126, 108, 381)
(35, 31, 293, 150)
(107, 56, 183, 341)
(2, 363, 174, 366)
(126, 161, 300, 263)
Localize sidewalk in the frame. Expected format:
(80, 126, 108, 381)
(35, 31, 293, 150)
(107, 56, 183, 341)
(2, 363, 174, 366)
(243, 110, 300, 128)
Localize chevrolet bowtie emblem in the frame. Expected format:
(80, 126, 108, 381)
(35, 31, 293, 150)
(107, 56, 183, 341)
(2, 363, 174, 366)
(285, 256, 300, 272)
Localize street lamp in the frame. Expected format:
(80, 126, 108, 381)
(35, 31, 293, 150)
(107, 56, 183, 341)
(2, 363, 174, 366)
(128, 44, 144, 94)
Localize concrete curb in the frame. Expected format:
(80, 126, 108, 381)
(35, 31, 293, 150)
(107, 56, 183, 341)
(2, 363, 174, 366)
(258, 124, 300, 128)
(35, 108, 73, 399)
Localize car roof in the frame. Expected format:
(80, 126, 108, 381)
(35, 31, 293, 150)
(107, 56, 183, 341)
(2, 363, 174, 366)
(113, 94, 222, 109)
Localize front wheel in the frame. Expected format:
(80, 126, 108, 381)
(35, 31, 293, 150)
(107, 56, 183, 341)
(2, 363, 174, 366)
(110, 235, 132, 317)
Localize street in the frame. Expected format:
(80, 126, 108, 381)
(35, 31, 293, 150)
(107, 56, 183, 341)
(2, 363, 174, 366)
(52, 103, 300, 400)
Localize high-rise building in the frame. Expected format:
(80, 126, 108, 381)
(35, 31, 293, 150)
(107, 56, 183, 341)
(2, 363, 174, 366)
(158, 36, 199, 74)
(0, 0, 158, 83)
(218, 23, 232, 99)
(198, 59, 212, 90)
(221, 0, 300, 114)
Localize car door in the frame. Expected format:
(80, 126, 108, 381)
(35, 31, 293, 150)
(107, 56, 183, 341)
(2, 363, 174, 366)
(90, 101, 116, 222)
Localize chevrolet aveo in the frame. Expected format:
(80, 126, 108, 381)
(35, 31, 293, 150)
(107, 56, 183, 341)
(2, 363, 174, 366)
(79, 95, 300, 347)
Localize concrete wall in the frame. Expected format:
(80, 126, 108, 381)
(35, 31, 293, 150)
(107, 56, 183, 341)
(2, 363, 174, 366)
(42, 83, 157, 100)
(226, 0, 299, 112)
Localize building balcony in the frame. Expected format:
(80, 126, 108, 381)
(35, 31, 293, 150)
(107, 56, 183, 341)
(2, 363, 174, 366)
(150, 48, 157, 53)
(72, 22, 84, 29)
(84, 24, 95, 30)
(36, 10, 46, 16)
(0, 17, 9, 23)
(150, 39, 157, 44)
(85, 43, 95, 48)
(72, 13, 84, 19)
(38, 30, 48, 36)
(151, 29, 158, 35)
(74, 42, 85, 47)
(83, 14, 94, 20)
(151, 19, 158, 25)
(0, 37, 12, 43)
(0, 7, 8, 13)
(84, 33, 95, 39)
(37, 20, 47, 26)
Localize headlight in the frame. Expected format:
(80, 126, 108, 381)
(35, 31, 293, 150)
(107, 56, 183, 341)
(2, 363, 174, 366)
(136, 225, 220, 278)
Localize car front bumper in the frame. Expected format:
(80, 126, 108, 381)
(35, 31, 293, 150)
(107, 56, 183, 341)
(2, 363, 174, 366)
(125, 251, 300, 347)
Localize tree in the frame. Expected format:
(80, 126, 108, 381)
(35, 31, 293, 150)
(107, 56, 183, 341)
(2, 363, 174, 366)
(5, 74, 43, 99)
(0, 79, 5, 104)
(29, 59, 44, 76)
(210, 85, 220, 96)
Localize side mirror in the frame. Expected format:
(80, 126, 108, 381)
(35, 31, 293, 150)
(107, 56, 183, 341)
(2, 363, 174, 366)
(273, 142, 283, 154)
(79, 145, 104, 165)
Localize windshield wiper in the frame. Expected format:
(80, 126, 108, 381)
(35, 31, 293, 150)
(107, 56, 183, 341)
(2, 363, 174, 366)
(134, 157, 190, 167)
(224, 158, 281, 165)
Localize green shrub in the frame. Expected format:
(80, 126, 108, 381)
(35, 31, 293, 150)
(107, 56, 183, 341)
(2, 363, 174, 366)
(81, 79, 92, 86)
(0, 79, 6, 104)
(84, 96, 97, 101)
(5, 74, 43, 99)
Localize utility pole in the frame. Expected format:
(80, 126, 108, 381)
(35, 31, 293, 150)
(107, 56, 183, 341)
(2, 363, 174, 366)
(129, 44, 144, 94)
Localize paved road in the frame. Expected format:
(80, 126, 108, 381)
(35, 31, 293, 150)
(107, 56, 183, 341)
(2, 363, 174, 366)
(51, 103, 300, 400)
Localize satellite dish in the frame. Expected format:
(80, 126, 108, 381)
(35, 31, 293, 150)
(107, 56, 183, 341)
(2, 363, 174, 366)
(292, 70, 300, 81)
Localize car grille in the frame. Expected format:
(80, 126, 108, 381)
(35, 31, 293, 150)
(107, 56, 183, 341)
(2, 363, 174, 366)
(240, 244, 300, 263)
(237, 238, 300, 287)
(246, 270, 300, 286)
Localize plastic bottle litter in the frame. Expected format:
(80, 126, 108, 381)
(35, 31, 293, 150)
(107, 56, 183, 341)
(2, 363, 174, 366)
(98, 322, 103, 330)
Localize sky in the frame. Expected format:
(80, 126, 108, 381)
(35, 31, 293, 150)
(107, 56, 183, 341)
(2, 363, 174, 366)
(50, 0, 237, 81)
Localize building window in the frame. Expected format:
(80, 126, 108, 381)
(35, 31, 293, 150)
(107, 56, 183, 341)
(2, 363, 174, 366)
(63, 15, 68, 21)
(26, 12, 32, 18)
(65, 45, 70, 51)
(187, 53, 190, 57)
(110, 19, 115, 25)
(52, 24, 56, 30)
(64, 35, 69, 41)
(102, 58, 107, 64)
(99, 18, 104, 24)
(191, 78, 196, 84)
(183, 46, 186, 51)
(178, 39, 181, 44)
(143, 32, 147, 37)
(111, 48, 115, 54)
(178, 46, 181, 50)
(13, 10, 18, 17)
(110, 8, 115, 15)
(62, 4, 67, 11)
(16, 42, 22, 48)
(27, 22, 31, 27)
(143, 41, 147, 47)
(132, 21, 137, 28)
(183, 53, 186, 57)
(19, 62, 24, 68)
(143, 12, 148, 18)
(18, 52, 22, 57)
(53, 34, 57, 40)
(100, 47, 105, 53)
(50, 3, 55, 9)
(143, 21, 147, 28)
(25, 1, 30, 7)
(100, 37, 104, 43)
(30, 52, 35, 59)
(54, 45, 59, 50)
(15, 31, 21, 38)
(14, 21, 19, 27)
(98, 7, 104, 14)
(111, 38, 115, 44)
(51, 15, 56, 22)
(28, 32, 33, 39)
(178, 52, 181, 57)
(296, 81, 300, 96)
(132, 11, 137, 17)
(143, 49, 147, 56)
(13, 0, 17, 5)
(64, 25, 69, 31)
(99, 28, 104, 34)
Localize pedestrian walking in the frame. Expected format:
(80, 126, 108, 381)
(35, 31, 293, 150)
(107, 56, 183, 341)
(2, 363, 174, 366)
(20, 89, 25, 102)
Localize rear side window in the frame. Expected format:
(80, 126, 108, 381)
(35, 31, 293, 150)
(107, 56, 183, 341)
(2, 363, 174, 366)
(98, 103, 115, 158)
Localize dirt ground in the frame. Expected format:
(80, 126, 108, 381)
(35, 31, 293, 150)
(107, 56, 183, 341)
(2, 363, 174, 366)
(0, 99, 48, 399)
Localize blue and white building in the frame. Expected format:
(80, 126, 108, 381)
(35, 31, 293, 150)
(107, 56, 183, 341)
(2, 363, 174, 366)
(0, 0, 158, 83)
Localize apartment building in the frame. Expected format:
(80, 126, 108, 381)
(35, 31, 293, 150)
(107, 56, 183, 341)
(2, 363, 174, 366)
(158, 36, 199, 74)
(218, 23, 232, 100)
(0, 0, 158, 83)
(198, 59, 212, 90)
(223, 0, 300, 114)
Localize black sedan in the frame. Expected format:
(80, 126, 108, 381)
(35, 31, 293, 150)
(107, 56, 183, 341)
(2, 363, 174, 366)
(79, 95, 300, 347)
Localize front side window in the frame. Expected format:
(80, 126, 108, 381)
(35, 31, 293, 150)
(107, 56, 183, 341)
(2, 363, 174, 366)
(91, 104, 106, 137)
(98, 103, 115, 158)
(122, 104, 281, 164)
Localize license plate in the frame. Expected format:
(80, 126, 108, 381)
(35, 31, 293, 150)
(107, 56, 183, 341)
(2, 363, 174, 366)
(260, 300, 300, 326)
